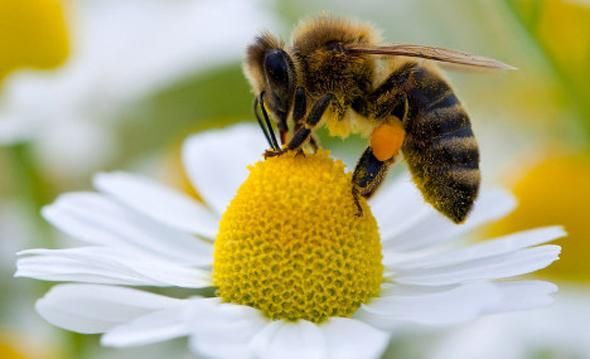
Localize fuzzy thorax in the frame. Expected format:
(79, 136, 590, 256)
(213, 151, 383, 323)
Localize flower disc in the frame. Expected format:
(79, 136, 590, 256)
(213, 150, 383, 323)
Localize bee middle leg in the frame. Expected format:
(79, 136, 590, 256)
(288, 93, 333, 150)
(265, 92, 333, 158)
(292, 87, 310, 156)
(292, 87, 321, 153)
(308, 135, 320, 152)
(352, 147, 395, 216)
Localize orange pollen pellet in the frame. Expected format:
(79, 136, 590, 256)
(370, 121, 405, 161)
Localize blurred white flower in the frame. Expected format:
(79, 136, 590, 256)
(0, 203, 33, 269)
(0, 0, 279, 176)
(426, 286, 590, 359)
(0, 202, 63, 357)
(16, 125, 563, 359)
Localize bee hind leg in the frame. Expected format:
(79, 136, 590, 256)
(352, 147, 395, 216)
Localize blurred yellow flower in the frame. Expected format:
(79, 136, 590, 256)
(509, 0, 590, 132)
(0, 0, 69, 82)
(0, 340, 26, 359)
(510, 0, 590, 78)
(488, 152, 590, 282)
(535, 0, 590, 79)
(0, 334, 53, 359)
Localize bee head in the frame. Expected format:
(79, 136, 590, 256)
(244, 33, 296, 123)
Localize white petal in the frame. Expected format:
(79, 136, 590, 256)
(370, 176, 431, 239)
(189, 299, 267, 359)
(356, 282, 501, 328)
(487, 280, 558, 313)
(43, 192, 213, 266)
(94, 172, 218, 238)
(393, 245, 561, 285)
(182, 124, 266, 215)
(16, 247, 211, 288)
(17, 249, 150, 286)
(381, 187, 516, 252)
(36, 284, 183, 334)
(102, 301, 197, 347)
(391, 226, 565, 269)
(321, 318, 390, 359)
(250, 320, 326, 359)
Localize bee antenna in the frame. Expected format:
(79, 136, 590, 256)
(253, 97, 276, 150)
(259, 92, 280, 150)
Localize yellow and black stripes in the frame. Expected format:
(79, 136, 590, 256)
(399, 64, 480, 223)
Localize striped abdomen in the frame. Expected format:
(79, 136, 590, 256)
(402, 65, 480, 223)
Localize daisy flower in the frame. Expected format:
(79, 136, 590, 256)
(16, 124, 564, 358)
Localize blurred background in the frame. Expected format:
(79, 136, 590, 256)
(0, 0, 588, 358)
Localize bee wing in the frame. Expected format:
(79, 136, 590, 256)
(348, 44, 516, 71)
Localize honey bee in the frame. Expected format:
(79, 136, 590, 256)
(243, 16, 514, 223)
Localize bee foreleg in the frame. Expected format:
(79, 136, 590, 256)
(292, 87, 320, 152)
(285, 93, 333, 152)
(352, 147, 395, 215)
(293, 87, 307, 126)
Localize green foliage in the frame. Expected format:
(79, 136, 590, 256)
(112, 63, 253, 167)
(506, 0, 590, 142)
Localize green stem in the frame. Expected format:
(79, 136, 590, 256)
(6, 142, 53, 246)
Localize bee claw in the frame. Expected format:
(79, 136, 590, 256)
(295, 149, 306, 158)
(352, 187, 364, 217)
(354, 203, 364, 217)
(264, 148, 286, 159)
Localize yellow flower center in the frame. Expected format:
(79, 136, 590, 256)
(213, 150, 383, 323)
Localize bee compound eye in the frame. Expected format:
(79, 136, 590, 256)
(263, 49, 291, 85)
(325, 40, 345, 53)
